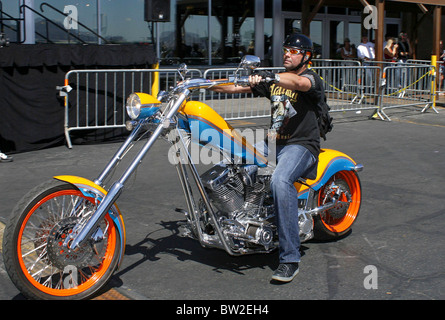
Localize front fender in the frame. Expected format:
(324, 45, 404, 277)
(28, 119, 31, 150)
(54, 175, 126, 269)
(295, 149, 363, 198)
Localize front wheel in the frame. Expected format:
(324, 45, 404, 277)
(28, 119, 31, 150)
(2, 180, 121, 300)
(313, 170, 362, 240)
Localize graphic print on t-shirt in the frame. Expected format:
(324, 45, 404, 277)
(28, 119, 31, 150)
(269, 84, 298, 140)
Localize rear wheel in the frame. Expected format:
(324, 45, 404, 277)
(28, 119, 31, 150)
(2, 180, 121, 300)
(313, 170, 361, 240)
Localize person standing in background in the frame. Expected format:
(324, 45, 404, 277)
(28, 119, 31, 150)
(356, 35, 375, 62)
(341, 38, 356, 60)
(384, 38, 398, 62)
(0, 150, 13, 162)
(396, 32, 411, 62)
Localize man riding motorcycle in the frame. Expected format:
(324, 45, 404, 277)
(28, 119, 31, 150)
(211, 33, 326, 282)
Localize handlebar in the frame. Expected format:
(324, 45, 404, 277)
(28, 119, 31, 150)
(178, 75, 252, 92)
(155, 75, 253, 118)
(176, 74, 273, 93)
(164, 55, 276, 97)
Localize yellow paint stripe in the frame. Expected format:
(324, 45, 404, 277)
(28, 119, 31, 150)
(0, 221, 4, 253)
(228, 119, 257, 126)
(393, 119, 445, 128)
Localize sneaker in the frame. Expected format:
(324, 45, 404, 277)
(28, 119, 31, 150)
(271, 263, 299, 282)
(0, 153, 13, 163)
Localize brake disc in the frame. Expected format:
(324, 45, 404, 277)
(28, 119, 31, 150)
(46, 217, 96, 270)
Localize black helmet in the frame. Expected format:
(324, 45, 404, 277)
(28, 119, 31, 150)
(283, 33, 313, 52)
(283, 33, 313, 71)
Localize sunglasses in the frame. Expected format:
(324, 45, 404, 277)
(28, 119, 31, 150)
(283, 47, 305, 55)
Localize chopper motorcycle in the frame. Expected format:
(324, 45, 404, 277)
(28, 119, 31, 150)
(2, 56, 362, 299)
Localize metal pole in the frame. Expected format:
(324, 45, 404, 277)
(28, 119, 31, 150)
(97, 0, 102, 44)
(208, 0, 212, 65)
(272, 0, 282, 66)
(255, 0, 264, 60)
(21, 0, 35, 44)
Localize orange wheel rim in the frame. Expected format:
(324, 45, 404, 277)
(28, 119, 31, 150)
(16, 189, 117, 297)
(318, 171, 361, 233)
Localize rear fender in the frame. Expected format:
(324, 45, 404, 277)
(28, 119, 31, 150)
(54, 175, 126, 269)
(295, 149, 363, 199)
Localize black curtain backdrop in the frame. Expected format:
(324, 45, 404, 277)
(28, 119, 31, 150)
(0, 44, 156, 153)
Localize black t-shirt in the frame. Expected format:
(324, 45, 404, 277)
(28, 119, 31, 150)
(397, 40, 410, 60)
(251, 68, 323, 158)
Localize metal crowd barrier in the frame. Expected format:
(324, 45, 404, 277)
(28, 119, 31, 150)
(431, 60, 445, 98)
(203, 63, 436, 121)
(377, 64, 437, 121)
(202, 65, 381, 118)
(60, 68, 202, 148)
(59, 61, 437, 148)
(312, 65, 381, 112)
(311, 59, 360, 67)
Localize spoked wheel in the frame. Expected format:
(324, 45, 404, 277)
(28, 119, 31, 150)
(2, 180, 121, 300)
(313, 170, 362, 240)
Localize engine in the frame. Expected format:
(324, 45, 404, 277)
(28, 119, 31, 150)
(201, 164, 273, 217)
(200, 163, 276, 252)
(201, 164, 246, 216)
(198, 163, 315, 253)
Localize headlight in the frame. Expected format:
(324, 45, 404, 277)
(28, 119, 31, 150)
(126, 93, 141, 119)
(126, 93, 161, 120)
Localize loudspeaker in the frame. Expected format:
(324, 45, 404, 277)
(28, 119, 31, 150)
(144, 0, 170, 22)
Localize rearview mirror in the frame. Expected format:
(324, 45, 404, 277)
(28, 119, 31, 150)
(178, 63, 188, 80)
(239, 55, 261, 71)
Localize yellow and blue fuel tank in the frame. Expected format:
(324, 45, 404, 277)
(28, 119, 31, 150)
(180, 100, 269, 167)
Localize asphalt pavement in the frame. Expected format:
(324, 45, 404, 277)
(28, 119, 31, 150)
(1, 104, 445, 303)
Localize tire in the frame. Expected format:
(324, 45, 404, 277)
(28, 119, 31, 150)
(313, 170, 362, 240)
(2, 179, 121, 300)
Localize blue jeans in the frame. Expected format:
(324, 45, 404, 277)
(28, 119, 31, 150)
(270, 144, 316, 263)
